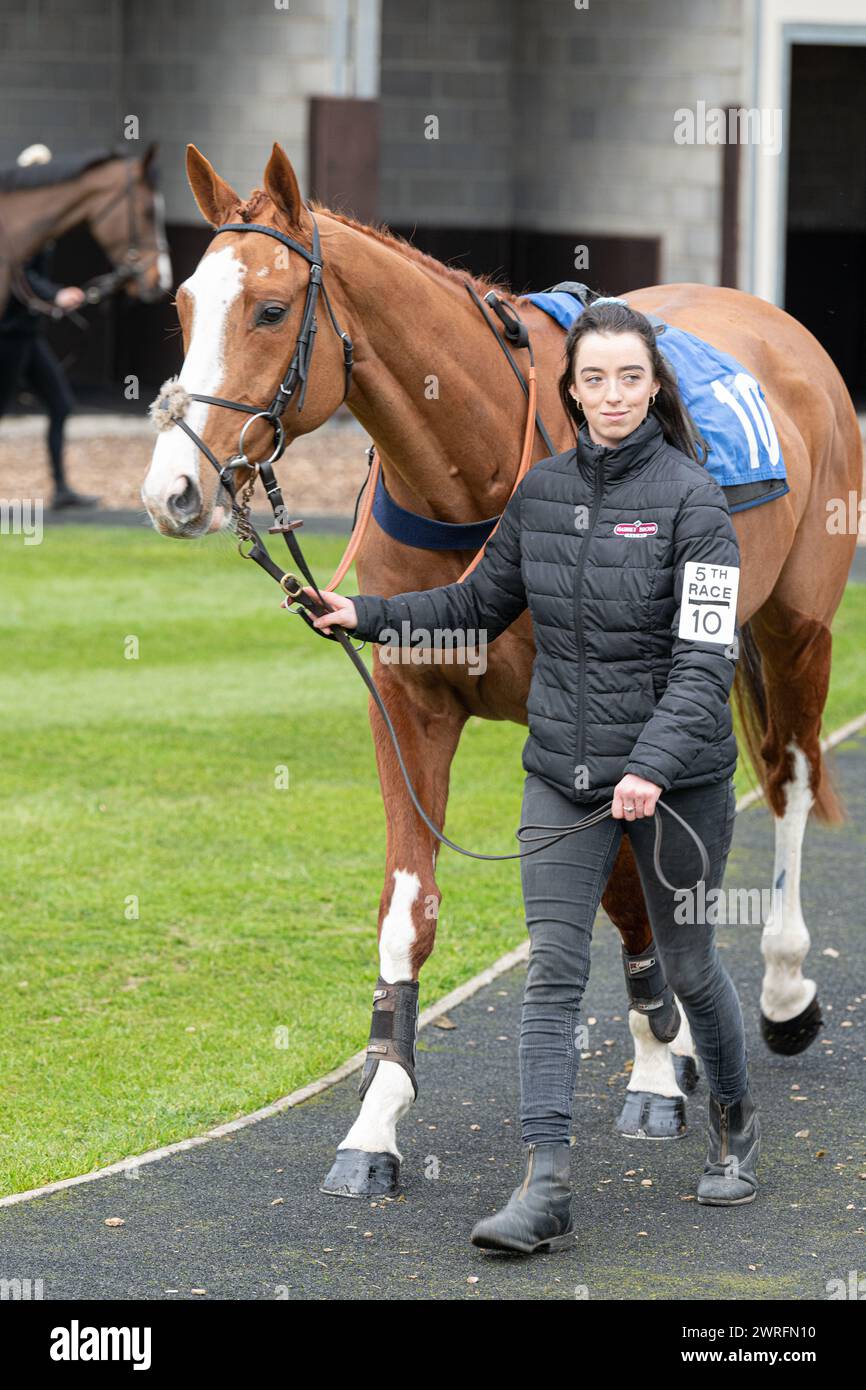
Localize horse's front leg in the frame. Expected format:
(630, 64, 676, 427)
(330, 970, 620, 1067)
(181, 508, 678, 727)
(748, 594, 840, 1055)
(602, 838, 699, 1139)
(321, 657, 468, 1198)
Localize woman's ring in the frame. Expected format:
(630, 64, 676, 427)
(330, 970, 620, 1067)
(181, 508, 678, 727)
(625, 803, 635, 812)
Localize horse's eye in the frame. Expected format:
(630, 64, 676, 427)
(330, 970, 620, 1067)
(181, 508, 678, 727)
(257, 303, 287, 326)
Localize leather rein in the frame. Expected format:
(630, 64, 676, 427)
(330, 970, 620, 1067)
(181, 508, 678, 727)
(150, 212, 710, 891)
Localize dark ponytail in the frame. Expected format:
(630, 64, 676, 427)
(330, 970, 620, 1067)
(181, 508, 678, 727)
(556, 298, 708, 464)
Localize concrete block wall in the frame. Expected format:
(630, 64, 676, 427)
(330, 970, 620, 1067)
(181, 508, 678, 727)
(0, 0, 338, 224)
(380, 0, 750, 287)
(0, 0, 123, 161)
(121, 0, 334, 222)
(378, 0, 515, 228)
(1, 0, 756, 284)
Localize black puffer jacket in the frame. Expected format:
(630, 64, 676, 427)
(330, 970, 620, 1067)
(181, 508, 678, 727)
(349, 411, 740, 804)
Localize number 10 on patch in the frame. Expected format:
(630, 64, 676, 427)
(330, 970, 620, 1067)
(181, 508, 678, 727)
(678, 561, 740, 645)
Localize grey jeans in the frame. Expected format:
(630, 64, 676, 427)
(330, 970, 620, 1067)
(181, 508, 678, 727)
(518, 770, 749, 1145)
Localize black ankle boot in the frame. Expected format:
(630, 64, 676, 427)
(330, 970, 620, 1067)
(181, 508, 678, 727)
(697, 1087, 760, 1205)
(470, 1141, 575, 1253)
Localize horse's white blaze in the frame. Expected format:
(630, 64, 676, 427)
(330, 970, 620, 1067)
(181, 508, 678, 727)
(141, 245, 244, 513)
(626, 1009, 685, 1098)
(338, 868, 421, 1156)
(761, 741, 816, 1021)
(157, 251, 173, 292)
(152, 189, 173, 292)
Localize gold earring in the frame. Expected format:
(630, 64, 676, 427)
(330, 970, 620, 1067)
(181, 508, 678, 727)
(573, 397, 584, 414)
(648, 393, 657, 407)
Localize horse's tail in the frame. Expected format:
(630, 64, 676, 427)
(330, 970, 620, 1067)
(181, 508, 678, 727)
(733, 618, 847, 826)
(732, 620, 769, 801)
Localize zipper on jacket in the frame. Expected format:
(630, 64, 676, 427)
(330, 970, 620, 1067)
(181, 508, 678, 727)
(574, 459, 606, 772)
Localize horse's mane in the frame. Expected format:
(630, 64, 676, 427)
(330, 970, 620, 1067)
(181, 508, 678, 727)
(0, 148, 129, 193)
(232, 188, 514, 301)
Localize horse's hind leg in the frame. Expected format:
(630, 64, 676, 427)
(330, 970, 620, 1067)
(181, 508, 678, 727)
(602, 839, 699, 1139)
(745, 592, 845, 1055)
(320, 659, 468, 1198)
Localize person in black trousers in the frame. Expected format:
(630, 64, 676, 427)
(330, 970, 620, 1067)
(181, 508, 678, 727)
(300, 296, 760, 1255)
(0, 244, 98, 509)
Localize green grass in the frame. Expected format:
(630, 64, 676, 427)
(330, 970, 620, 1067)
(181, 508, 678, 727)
(0, 525, 529, 1195)
(0, 526, 863, 1196)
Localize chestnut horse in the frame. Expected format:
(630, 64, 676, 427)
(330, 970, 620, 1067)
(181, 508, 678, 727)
(0, 144, 172, 315)
(142, 144, 860, 1198)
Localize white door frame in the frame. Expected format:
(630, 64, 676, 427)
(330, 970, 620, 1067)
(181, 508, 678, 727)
(748, 0, 866, 305)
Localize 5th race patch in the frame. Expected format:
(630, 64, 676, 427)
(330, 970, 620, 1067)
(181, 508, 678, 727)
(678, 562, 740, 645)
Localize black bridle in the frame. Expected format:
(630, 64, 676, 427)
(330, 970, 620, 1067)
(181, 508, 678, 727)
(171, 213, 354, 493)
(78, 158, 171, 305)
(149, 218, 710, 888)
(153, 211, 369, 711)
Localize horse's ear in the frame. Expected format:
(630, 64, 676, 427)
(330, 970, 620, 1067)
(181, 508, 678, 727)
(263, 143, 304, 229)
(186, 145, 239, 229)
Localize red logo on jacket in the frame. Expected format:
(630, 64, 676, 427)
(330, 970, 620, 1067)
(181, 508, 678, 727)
(613, 519, 658, 538)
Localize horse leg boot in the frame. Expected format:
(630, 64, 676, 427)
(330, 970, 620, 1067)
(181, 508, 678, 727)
(603, 843, 696, 1137)
(621, 940, 681, 1043)
(470, 1141, 575, 1254)
(697, 1086, 761, 1205)
(320, 973, 419, 1198)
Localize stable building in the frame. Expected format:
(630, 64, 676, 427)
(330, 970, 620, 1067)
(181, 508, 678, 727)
(0, 0, 863, 402)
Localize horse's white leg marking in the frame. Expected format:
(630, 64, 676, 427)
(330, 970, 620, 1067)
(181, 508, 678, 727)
(338, 1065, 416, 1160)
(626, 1010, 684, 1097)
(339, 869, 421, 1157)
(761, 742, 817, 1021)
(141, 245, 245, 511)
(377, 868, 422, 984)
(669, 1001, 697, 1063)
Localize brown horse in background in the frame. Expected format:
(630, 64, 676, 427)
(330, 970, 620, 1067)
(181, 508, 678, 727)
(142, 144, 860, 1198)
(0, 144, 172, 315)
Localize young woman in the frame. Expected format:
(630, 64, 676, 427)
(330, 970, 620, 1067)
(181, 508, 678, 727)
(304, 298, 760, 1255)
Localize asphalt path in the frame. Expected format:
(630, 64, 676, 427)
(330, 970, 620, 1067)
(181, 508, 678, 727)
(2, 725, 864, 1301)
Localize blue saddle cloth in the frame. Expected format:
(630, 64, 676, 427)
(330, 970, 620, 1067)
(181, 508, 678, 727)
(370, 287, 791, 554)
(521, 291, 790, 495)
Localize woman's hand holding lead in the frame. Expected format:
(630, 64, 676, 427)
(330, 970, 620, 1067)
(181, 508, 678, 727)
(612, 773, 663, 819)
(55, 286, 86, 310)
(284, 587, 358, 635)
